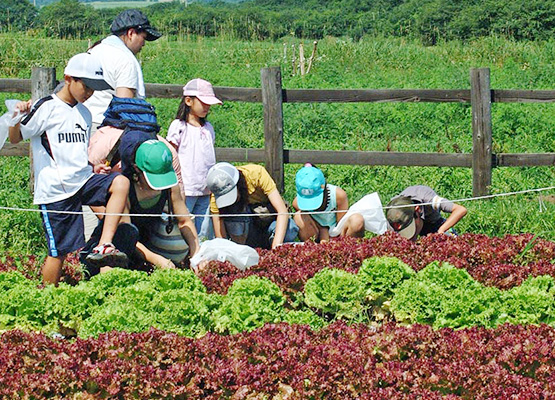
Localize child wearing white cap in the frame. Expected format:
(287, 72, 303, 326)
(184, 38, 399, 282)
(206, 162, 298, 249)
(8, 52, 130, 285)
(166, 78, 223, 236)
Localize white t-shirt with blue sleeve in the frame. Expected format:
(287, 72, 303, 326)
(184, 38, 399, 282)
(19, 94, 94, 204)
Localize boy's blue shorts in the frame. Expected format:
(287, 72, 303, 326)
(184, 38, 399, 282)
(40, 174, 120, 257)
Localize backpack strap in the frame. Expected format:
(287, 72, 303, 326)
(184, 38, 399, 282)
(104, 130, 124, 167)
(164, 189, 175, 234)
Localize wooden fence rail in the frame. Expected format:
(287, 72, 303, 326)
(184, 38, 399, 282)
(1, 67, 555, 196)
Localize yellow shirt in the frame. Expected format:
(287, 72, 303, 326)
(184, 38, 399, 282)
(210, 164, 277, 214)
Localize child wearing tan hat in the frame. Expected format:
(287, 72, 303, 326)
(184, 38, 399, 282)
(386, 185, 467, 241)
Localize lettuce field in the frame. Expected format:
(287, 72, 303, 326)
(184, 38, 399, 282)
(1, 233, 555, 398)
(1, 33, 555, 398)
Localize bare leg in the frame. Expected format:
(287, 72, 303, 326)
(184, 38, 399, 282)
(342, 213, 365, 238)
(293, 211, 321, 242)
(42, 255, 64, 285)
(98, 175, 129, 245)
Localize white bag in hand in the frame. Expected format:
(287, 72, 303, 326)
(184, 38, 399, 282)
(329, 192, 388, 237)
(0, 99, 24, 151)
(190, 238, 259, 271)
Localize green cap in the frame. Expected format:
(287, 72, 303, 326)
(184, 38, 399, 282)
(135, 140, 177, 190)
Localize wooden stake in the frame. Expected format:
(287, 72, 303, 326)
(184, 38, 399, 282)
(299, 43, 305, 76)
(306, 41, 318, 74)
(291, 44, 297, 75)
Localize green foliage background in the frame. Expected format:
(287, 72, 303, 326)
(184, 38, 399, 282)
(1, 30, 555, 255)
(1, 0, 555, 42)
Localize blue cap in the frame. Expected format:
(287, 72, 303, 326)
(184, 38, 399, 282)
(295, 166, 325, 211)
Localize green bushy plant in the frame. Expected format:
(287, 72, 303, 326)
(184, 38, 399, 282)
(358, 256, 415, 301)
(212, 275, 286, 334)
(304, 267, 365, 320)
(284, 309, 327, 331)
(48, 282, 106, 334)
(87, 268, 149, 294)
(391, 262, 503, 328)
(149, 268, 206, 293)
(79, 301, 156, 338)
(500, 275, 555, 325)
(152, 289, 221, 337)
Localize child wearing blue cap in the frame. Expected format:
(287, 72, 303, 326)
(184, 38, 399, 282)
(292, 164, 365, 242)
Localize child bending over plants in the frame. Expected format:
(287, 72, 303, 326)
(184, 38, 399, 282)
(206, 162, 298, 249)
(292, 164, 366, 243)
(386, 185, 467, 241)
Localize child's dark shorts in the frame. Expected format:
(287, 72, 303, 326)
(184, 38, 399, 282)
(40, 174, 120, 257)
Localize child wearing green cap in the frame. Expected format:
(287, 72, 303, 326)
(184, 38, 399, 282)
(126, 139, 200, 267)
(82, 139, 200, 274)
(292, 164, 365, 242)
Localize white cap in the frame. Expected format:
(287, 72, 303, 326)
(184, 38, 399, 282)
(206, 162, 240, 208)
(64, 53, 112, 91)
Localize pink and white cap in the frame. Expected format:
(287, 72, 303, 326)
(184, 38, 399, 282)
(182, 78, 222, 105)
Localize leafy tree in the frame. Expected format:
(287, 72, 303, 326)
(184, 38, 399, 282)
(37, 0, 106, 39)
(0, 0, 38, 32)
(8, 0, 555, 42)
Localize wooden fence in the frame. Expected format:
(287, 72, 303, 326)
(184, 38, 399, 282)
(1, 66, 555, 196)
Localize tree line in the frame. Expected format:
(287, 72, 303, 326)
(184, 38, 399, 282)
(1, 0, 554, 43)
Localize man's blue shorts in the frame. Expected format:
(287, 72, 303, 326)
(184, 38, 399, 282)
(40, 174, 119, 257)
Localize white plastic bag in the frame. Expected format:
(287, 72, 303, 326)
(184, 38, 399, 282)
(0, 99, 23, 151)
(329, 192, 388, 237)
(190, 238, 259, 271)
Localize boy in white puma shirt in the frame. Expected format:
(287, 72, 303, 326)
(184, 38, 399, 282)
(9, 53, 130, 285)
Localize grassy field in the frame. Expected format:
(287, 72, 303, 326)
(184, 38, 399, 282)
(1, 33, 555, 256)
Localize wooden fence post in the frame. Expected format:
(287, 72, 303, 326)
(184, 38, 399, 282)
(31, 67, 56, 101)
(470, 68, 493, 197)
(29, 67, 56, 193)
(261, 67, 284, 193)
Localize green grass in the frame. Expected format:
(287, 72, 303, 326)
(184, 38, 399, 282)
(1, 33, 555, 255)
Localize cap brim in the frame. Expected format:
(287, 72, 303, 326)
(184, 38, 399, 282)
(215, 186, 238, 208)
(80, 78, 113, 91)
(143, 170, 177, 190)
(397, 219, 417, 240)
(297, 191, 324, 211)
(197, 95, 222, 105)
(145, 27, 162, 41)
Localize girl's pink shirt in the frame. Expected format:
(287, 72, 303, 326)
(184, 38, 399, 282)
(166, 119, 216, 196)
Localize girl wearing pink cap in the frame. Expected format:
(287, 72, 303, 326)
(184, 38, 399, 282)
(166, 78, 222, 237)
